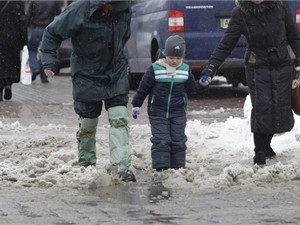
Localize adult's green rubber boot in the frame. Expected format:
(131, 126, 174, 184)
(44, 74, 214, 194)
(76, 117, 98, 167)
(108, 106, 131, 172)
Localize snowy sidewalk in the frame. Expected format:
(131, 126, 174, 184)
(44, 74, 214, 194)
(1, 76, 300, 225)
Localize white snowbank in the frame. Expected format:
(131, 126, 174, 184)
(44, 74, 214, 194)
(1, 96, 300, 192)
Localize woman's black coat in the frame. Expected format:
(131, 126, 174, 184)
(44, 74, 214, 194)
(203, 1, 300, 134)
(0, 1, 27, 84)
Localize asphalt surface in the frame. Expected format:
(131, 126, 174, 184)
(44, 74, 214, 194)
(0, 75, 75, 126)
(1, 76, 300, 225)
(0, 75, 248, 126)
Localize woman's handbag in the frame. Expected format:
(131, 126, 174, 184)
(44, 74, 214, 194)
(288, 45, 300, 115)
(20, 45, 32, 85)
(292, 73, 300, 115)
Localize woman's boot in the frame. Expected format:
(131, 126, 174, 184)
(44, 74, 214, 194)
(265, 134, 276, 158)
(4, 85, 12, 100)
(253, 133, 267, 165)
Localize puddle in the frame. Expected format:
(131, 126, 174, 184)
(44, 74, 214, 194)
(85, 183, 171, 205)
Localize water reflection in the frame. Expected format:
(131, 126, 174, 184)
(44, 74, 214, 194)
(86, 182, 171, 205)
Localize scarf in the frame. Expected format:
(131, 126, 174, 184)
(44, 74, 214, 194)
(155, 58, 183, 76)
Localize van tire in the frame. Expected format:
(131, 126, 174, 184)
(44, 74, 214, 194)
(151, 41, 159, 62)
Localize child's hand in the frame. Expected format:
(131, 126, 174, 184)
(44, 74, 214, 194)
(199, 75, 211, 86)
(132, 107, 140, 119)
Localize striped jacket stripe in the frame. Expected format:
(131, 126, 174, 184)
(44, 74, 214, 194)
(152, 64, 189, 83)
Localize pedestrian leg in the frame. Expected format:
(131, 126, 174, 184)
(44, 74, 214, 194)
(170, 116, 187, 169)
(266, 134, 276, 158)
(76, 117, 98, 167)
(253, 133, 268, 165)
(149, 116, 171, 170)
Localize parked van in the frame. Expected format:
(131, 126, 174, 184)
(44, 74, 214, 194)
(125, 0, 247, 89)
(288, 1, 300, 27)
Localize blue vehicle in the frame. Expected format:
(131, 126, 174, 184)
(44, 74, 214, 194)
(288, 1, 300, 26)
(125, 0, 247, 89)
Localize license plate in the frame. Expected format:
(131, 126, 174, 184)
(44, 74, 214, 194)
(220, 18, 230, 29)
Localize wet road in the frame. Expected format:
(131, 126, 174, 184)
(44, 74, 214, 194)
(0, 76, 249, 125)
(6, 77, 300, 225)
(1, 182, 300, 225)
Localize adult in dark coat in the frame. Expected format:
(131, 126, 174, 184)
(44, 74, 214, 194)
(40, 0, 136, 182)
(0, 1, 27, 101)
(201, 0, 300, 165)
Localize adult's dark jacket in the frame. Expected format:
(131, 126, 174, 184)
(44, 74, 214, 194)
(26, 1, 62, 28)
(202, 0, 300, 134)
(40, 0, 131, 102)
(0, 1, 27, 82)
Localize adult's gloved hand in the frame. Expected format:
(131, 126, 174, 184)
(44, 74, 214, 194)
(201, 63, 217, 78)
(132, 107, 140, 119)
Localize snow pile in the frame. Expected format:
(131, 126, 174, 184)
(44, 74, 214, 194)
(1, 96, 300, 192)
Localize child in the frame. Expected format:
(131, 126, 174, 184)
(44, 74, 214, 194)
(131, 35, 210, 171)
